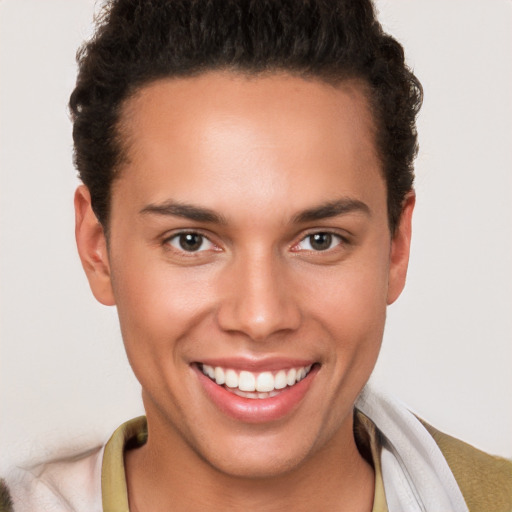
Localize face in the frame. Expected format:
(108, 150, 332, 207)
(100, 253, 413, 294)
(75, 72, 413, 478)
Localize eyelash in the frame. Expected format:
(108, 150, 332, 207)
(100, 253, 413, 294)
(163, 231, 218, 254)
(162, 230, 348, 255)
(292, 232, 346, 252)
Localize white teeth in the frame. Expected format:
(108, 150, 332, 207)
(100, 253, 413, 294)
(274, 370, 287, 389)
(214, 367, 225, 385)
(201, 363, 314, 397)
(227, 388, 281, 399)
(203, 364, 215, 379)
(286, 368, 297, 386)
(238, 371, 256, 391)
(256, 371, 274, 392)
(225, 369, 238, 388)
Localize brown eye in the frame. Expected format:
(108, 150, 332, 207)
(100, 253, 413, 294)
(179, 233, 203, 251)
(167, 232, 214, 252)
(309, 233, 332, 251)
(295, 232, 343, 252)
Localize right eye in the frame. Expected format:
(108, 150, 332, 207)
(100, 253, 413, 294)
(293, 232, 345, 252)
(166, 232, 216, 253)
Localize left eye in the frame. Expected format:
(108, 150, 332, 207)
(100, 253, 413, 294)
(167, 232, 215, 252)
(296, 232, 342, 251)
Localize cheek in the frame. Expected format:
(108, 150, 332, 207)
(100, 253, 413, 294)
(306, 254, 389, 335)
(110, 251, 217, 360)
(297, 243, 390, 390)
(111, 267, 219, 408)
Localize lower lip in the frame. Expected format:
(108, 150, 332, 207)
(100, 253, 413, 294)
(194, 365, 318, 423)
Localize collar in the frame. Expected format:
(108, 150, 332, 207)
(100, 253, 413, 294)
(101, 413, 387, 512)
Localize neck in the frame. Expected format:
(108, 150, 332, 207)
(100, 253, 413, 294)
(125, 413, 375, 512)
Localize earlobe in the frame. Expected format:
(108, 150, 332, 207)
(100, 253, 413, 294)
(387, 191, 415, 305)
(74, 185, 116, 306)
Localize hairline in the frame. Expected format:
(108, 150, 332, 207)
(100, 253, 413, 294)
(102, 69, 398, 237)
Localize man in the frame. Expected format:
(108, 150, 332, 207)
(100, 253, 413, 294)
(2, 0, 511, 511)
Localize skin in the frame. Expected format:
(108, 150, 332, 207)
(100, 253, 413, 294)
(75, 72, 414, 511)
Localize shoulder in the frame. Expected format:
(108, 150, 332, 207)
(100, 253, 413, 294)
(2, 445, 104, 512)
(420, 419, 512, 512)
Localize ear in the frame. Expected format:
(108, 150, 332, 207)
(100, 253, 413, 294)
(74, 185, 116, 306)
(387, 191, 415, 305)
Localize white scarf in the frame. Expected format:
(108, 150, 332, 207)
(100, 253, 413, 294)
(8, 384, 470, 512)
(356, 384, 469, 512)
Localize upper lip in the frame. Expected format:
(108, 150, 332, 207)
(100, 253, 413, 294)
(194, 357, 317, 372)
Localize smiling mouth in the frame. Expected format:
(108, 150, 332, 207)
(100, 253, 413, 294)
(199, 363, 315, 399)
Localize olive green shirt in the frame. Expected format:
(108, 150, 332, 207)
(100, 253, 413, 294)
(100, 413, 512, 512)
(2, 413, 511, 511)
(100, 413, 388, 512)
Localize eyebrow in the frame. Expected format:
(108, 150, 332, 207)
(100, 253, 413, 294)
(292, 198, 371, 223)
(140, 201, 227, 224)
(140, 197, 370, 225)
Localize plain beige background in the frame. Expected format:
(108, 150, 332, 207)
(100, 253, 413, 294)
(1, 0, 511, 472)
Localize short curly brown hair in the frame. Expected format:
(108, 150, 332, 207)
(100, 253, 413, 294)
(70, 0, 422, 233)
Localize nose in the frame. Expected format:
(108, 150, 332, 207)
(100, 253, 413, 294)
(216, 252, 302, 341)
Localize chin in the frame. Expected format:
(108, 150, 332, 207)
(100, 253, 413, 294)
(206, 448, 308, 480)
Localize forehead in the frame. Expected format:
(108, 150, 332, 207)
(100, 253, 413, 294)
(121, 72, 377, 158)
(114, 72, 385, 220)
